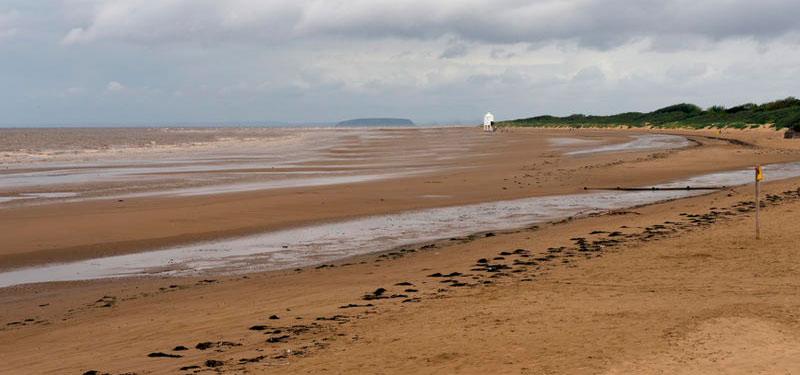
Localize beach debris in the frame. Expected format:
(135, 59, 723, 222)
(195, 341, 240, 350)
(147, 352, 182, 358)
(339, 303, 373, 309)
(240, 355, 268, 363)
(205, 359, 225, 367)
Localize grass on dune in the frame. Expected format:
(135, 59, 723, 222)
(502, 97, 800, 131)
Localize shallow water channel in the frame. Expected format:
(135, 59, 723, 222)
(3, 161, 800, 288)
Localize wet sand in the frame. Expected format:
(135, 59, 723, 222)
(3, 127, 800, 374)
(1, 127, 797, 273)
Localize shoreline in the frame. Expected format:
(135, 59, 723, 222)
(3, 128, 798, 273)
(9, 155, 800, 287)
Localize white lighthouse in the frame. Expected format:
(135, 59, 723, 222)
(483, 112, 495, 132)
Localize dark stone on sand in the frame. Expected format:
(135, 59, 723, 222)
(180, 365, 201, 370)
(240, 355, 267, 363)
(316, 315, 349, 321)
(608, 232, 623, 237)
(269, 315, 280, 320)
(476, 258, 488, 264)
(451, 283, 468, 287)
(249, 325, 269, 331)
(339, 303, 373, 309)
(427, 272, 443, 277)
(512, 249, 528, 254)
(83, 371, 99, 375)
(485, 232, 495, 237)
(402, 298, 421, 303)
(195, 342, 214, 350)
(266, 335, 290, 343)
(404, 289, 418, 293)
(172, 345, 188, 351)
(205, 359, 225, 367)
(148, 352, 183, 358)
(373, 288, 387, 296)
(499, 252, 512, 256)
(493, 257, 505, 260)
(395, 282, 413, 286)
(444, 272, 462, 277)
(217, 341, 241, 347)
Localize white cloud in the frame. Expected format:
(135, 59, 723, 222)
(106, 81, 125, 91)
(0, 10, 19, 41)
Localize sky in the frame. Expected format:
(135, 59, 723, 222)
(2, 0, 800, 126)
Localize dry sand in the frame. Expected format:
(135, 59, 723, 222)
(2, 127, 800, 374)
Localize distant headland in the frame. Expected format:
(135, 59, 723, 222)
(336, 118, 415, 127)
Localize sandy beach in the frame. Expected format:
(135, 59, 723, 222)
(3, 126, 800, 374)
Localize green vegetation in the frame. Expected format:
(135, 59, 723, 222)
(502, 97, 800, 131)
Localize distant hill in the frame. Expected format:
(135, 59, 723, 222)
(336, 118, 415, 127)
(502, 97, 800, 131)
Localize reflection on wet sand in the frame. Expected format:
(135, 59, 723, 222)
(4, 160, 797, 287)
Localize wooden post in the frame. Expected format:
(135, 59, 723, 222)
(755, 165, 762, 239)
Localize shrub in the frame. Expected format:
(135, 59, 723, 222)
(774, 112, 800, 130)
(653, 103, 702, 114)
(726, 103, 756, 114)
(758, 97, 800, 111)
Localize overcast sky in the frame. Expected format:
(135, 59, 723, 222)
(2, 0, 800, 126)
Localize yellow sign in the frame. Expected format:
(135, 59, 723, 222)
(756, 165, 763, 181)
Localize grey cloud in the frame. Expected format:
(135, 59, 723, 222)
(60, 0, 800, 50)
(572, 66, 605, 82)
(439, 44, 468, 59)
(665, 63, 708, 81)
